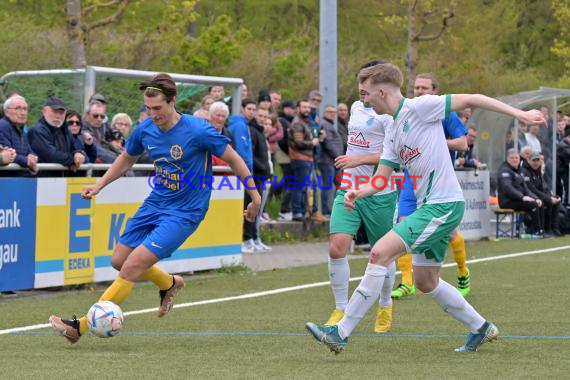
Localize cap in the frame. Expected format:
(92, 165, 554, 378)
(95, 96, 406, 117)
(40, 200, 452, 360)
(89, 93, 107, 104)
(529, 151, 541, 160)
(282, 100, 295, 109)
(257, 90, 271, 103)
(44, 97, 66, 110)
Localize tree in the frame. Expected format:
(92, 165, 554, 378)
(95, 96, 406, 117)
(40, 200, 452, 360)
(404, 0, 454, 96)
(65, 0, 130, 68)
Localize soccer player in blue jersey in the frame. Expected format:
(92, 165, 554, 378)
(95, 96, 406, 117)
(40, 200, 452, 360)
(49, 73, 261, 344)
(392, 73, 472, 299)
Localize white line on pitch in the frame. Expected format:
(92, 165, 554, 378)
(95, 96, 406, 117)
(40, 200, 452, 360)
(1, 244, 569, 336)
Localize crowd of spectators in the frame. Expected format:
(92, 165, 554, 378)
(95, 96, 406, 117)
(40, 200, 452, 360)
(498, 108, 570, 237)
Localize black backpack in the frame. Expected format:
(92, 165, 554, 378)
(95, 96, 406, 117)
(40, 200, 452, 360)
(558, 206, 570, 234)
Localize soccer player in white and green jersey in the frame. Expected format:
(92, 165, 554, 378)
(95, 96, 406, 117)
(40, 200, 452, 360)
(325, 60, 397, 333)
(306, 63, 545, 354)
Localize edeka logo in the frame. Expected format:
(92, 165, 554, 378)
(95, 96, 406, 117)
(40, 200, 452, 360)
(0, 179, 36, 292)
(108, 213, 127, 250)
(65, 190, 93, 285)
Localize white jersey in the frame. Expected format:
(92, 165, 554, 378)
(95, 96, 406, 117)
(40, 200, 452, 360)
(381, 95, 464, 207)
(344, 101, 394, 195)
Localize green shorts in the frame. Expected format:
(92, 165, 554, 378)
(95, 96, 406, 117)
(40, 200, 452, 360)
(329, 190, 397, 245)
(393, 201, 465, 263)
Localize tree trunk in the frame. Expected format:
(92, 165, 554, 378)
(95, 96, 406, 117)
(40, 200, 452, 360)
(66, 0, 87, 68)
(405, 0, 417, 97)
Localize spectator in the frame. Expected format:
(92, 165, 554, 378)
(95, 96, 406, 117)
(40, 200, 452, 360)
(0, 94, 38, 175)
(227, 98, 254, 173)
(266, 111, 284, 165)
(337, 102, 349, 154)
(257, 90, 272, 111)
(270, 91, 282, 115)
(517, 121, 529, 150)
(497, 148, 543, 235)
(111, 113, 133, 138)
(308, 90, 323, 125)
(525, 123, 542, 154)
(456, 126, 482, 169)
(0, 145, 16, 166)
(505, 127, 514, 152)
(136, 104, 150, 126)
(209, 86, 225, 102)
(318, 104, 343, 216)
(241, 83, 248, 99)
(288, 99, 319, 221)
(519, 145, 533, 163)
(66, 110, 97, 164)
(28, 97, 86, 174)
(208, 101, 233, 174)
(556, 128, 570, 204)
(242, 107, 272, 253)
(458, 107, 472, 124)
(556, 116, 567, 143)
(82, 100, 115, 163)
(522, 152, 562, 236)
(275, 100, 296, 220)
(193, 95, 214, 121)
(102, 129, 125, 158)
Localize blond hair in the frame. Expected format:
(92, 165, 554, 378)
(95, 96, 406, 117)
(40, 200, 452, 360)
(358, 63, 403, 88)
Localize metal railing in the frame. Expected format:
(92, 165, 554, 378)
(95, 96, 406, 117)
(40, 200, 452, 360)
(0, 163, 232, 177)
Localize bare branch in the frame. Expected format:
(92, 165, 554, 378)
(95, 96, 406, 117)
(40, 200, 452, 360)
(82, 0, 122, 16)
(83, 0, 129, 32)
(414, 10, 454, 41)
(411, 0, 419, 12)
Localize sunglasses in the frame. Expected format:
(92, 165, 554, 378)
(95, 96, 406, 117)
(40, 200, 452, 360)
(67, 120, 81, 126)
(91, 114, 105, 119)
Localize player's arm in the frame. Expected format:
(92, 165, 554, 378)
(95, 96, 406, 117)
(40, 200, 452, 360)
(335, 153, 381, 169)
(220, 145, 261, 222)
(450, 94, 546, 126)
(82, 151, 139, 199)
(447, 136, 467, 152)
(344, 163, 395, 210)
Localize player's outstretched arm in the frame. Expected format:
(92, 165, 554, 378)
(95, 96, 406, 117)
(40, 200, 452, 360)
(82, 152, 139, 199)
(335, 153, 382, 169)
(450, 94, 546, 126)
(447, 136, 468, 152)
(220, 145, 261, 222)
(344, 164, 394, 210)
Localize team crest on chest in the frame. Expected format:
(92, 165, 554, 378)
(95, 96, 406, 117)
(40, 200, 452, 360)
(402, 120, 410, 133)
(170, 144, 183, 160)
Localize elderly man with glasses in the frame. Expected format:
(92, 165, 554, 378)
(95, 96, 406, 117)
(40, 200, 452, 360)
(82, 100, 116, 163)
(0, 94, 38, 175)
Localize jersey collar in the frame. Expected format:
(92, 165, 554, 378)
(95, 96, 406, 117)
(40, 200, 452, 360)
(393, 97, 406, 120)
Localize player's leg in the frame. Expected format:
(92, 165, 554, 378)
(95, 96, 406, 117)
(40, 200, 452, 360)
(448, 228, 470, 297)
(325, 190, 362, 325)
(392, 175, 417, 299)
(306, 231, 405, 353)
(360, 191, 398, 333)
(409, 202, 497, 352)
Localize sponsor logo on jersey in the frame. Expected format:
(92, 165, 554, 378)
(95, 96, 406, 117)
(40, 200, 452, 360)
(400, 145, 421, 164)
(348, 131, 370, 148)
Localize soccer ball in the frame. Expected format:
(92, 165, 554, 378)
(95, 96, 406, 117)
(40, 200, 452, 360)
(86, 301, 124, 338)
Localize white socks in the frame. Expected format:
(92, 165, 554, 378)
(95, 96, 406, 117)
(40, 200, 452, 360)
(337, 263, 387, 339)
(379, 261, 396, 308)
(428, 279, 485, 333)
(328, 257, 350, 310)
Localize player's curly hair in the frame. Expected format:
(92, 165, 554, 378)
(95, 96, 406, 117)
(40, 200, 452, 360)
(139, 73, 177, 103)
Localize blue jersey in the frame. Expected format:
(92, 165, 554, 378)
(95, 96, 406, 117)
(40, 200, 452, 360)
(442, 112, 467, 162)
(126, 114, 230, 222)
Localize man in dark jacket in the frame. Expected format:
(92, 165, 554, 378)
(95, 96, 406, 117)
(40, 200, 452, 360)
(288, 99, 319, 221)
(28, 98, 86, 175)
(241, 107, 271, 250)
(337, 102, 349, 154)
(556, 128, 570, 204)
(497, 148, 543, 235)
(318, 105, 344, 216)
(522, 152, 562, 236)
(0, 95, 38, 175)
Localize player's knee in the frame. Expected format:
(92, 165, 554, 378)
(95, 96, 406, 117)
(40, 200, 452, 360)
(369, 247, 388, 265)
(111, 255, 124, 271)
(415, 276, 438, 293)
(329, 243, 347, 259)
